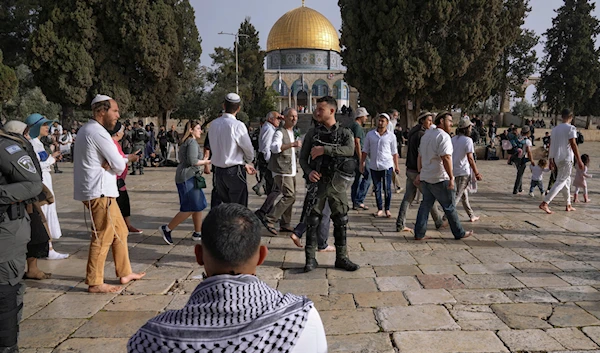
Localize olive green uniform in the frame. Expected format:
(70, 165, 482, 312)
(0, 130, 43, 352)
(299, 122, 359, 272)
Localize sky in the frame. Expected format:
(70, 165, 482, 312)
(192, 0, 600, 101)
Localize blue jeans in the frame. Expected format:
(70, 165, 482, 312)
(371, 168, 393, 211)
(414, 180, 466, 239)
(351, 166, 371, 206)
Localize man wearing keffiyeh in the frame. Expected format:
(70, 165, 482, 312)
(128, 203, 328, 353)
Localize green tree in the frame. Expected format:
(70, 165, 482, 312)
(512, 99, 534, 117)
(3, 64, 60, 120)
(0, 51, 18, 117)
(538, 0, 600, 115)
(495, 29, 539, 100)
(339, 0, 528, 124)
(0, 0, 40, 67)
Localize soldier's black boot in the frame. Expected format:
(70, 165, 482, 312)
(53, 162, 63, 174)
(304, 214, 320, 272)
(332, 215, 359, 271)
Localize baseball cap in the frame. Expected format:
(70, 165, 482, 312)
(457, 116, 474, 129)
(355, 107, 369, 118)
(225, 93, 241, 103)
(25, 113, 57, 139)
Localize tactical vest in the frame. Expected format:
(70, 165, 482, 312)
(268, 128, 294, 175)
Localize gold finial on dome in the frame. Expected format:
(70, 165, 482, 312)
(267, 5, 340, 52)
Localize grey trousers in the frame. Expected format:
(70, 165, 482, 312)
(454, 175, 475, 219)
(396, 170, 444, 229)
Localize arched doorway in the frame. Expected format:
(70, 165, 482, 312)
(297, 90, 308, 112)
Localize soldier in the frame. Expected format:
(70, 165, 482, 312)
(299, 96, 359, 272)
(0, 124, 43, 352)
(130, 121, 147, 175)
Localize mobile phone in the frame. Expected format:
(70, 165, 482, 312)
(135, 150, 143, 156)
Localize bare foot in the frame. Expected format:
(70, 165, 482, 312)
(318, 245, 336, 252)
(584, 198, 591, 203)
(88, 283, 122, 293)
(290, 233, 303, 248)
(539, 202, 553, 214)
(374, 210, 385, 218)
(470, 216, 480, 223)
(24, 270, 51, 280)
(385, 210, 392, 218)
(573, 199, 580, 203)
(565, 205, 576, 212)
(414, 236, 433, 241)
(400, 227, 413, 232)
(120, 272, 146, 284)
(460, 231, 474, 240)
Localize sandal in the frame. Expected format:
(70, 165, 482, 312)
(359, 204, 369, 210)
(279, 227, 294, 233)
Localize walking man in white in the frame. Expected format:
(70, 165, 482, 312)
(539, 109, 584, 214)
(74, 94, 145, 293)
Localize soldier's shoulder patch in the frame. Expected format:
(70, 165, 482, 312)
(5, 144, 23, 155)
(17, 155, 37, 174)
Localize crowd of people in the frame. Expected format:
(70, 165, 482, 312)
(0, 89, 593, 352)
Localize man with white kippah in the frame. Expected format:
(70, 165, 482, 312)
(73, 94, 146, 293)
(207, 93, 256, 207)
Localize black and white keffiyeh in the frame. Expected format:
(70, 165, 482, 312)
(128, 274, 313, 353)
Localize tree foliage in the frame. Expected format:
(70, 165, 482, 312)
(495, 29, 539, 99)
(538, 0, 600, 115)
(339, 0, 528, 123)
(0, 51, 18, 106)
(3, 64, 60, 120)
(512, 99, 534, 117)
(0, 0, 40, 67)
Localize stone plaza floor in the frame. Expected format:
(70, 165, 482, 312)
(19, 142, 600, 352)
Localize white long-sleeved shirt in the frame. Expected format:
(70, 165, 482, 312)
(363, 129, 398, 171)
(208, 113, 255, 168)
(270, 129, 297, 177)
(31, 138, 55, 173)
(73, 119, 127, 201)
(259, 122, 278, 162)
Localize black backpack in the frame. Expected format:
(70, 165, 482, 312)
(577, 132, 584, 145)
(133, 128, 147, 143)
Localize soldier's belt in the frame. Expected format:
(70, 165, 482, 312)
(0, 202, 26, 223)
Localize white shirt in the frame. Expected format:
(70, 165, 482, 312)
(73, 119, 127, 201)
(451, 135, 474, 177)
(530, 165, 550, 181)
(387, 118, 397, 133)
(549, 123, 577, 163)
(363, 129, 398, 171)
(419, 128, 453, 184)
(259, 122, 278, 162)
(290, 307, 327, 353)
(270, 129, 297, 177)
(208, 113, 255, 168)
(31, 138, 55, 173)
(50, 124, 63, 135)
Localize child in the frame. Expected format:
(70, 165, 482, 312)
(529, 159, 550, 197)
(573, 154, 592, 203)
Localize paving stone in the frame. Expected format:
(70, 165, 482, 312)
(546, 286, 600, 302)
(552, 261, 597, 272)
(512, 261, 562, 273)
(255, 266, 285, 280)
(376, 305, 460, 331)
(513, 273, 571, 287)
(457, 274, 525, 289)
(361, 242, 395, 251)
(417, 274, 466, 289)
(546, 328, 599, 350)
(327, 333, 395, 353)
(124, 279, 176, 295)
(514, 248, 577, 262)
(503, 288, 558, 303)
(449, 305, 498, 320)
(556, 271, 600, 286)
(319, 309, 379, 335)
(410, 250, 481, 265)
(326, 267, 375, 279)
(457, 317, 510, 331)
(392, 331, 509, 352)
(469, 248, 529, 263)
(19, 319, 86, 348)
(30, 293, 116, 319)
(354, 291, 408, 308)
(373, 265, 422, 277)
(103, 294, 172, 311)
(404, 289, 456, 305)
(392, 242, 433, 251)
(21, 292, 61, 321)
(419, 264, 465, 275)
(165, 294, 188, 310)
(375, 276, 421, 291)
(578, 301, 600, 320)
(19, 349, 52, 353)
(329, 278, 378, 294)
(460, 263, 519, 274)
(583, 326, 600, 346)
(450, 289, 513, 304)
(308, 294, 356, 311)
(141, 265, 193, 280)
(350, 251, 417, 266)
(277, 279, 329, 296)
(284, 267, 326, 279)
(491, 303, 553, 329)
(52, 338, 129, 353)
(497, 329, 564, 352)
(549, 304, 600, 327)
(72, 311, 158, 338)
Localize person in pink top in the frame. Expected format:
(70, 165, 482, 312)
(573, 154, 592, 203)
(110, 122, 143, 234)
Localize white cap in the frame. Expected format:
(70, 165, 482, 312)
(356, 107, 369, 118)
(91, 94, 113, 107)
(225, 93, 241, 103)
(379, 113, 391, 121)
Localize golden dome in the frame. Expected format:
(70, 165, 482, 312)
(267, 5, 340, 53)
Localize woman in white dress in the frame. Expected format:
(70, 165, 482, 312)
(25, 114, 69, 260)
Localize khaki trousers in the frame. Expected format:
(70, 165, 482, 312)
(266, 175, 296, 228)
(84, 197, 132, 286)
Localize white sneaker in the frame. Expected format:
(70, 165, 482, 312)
(47, 249, 69, 260)
(192, 232, 202, 241)
(528, 192, 534, 197)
